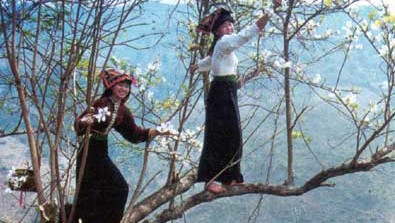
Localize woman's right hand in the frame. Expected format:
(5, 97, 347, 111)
(273, 0, 282, 8)
(80, 113, 94, 126)
(256, 13, 271, 31)
(189, 64, 198, 74)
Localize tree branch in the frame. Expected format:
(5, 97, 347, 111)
(121, 169, 197, 223)
(149, 143, 395, 223)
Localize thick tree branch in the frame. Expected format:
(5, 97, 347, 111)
(149, 143, 395, 223)
(122, 169, 197, 223)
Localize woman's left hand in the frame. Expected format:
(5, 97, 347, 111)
(273, 0, 282, 8)
(148, 128, 171, 139)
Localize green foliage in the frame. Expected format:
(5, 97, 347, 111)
(291, 130, 312, 143)
(1, 1, 395, 222)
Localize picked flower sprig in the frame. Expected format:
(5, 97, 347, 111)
(93, 106, 111, 123)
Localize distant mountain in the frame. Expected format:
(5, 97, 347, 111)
(1, 2, 394, 223)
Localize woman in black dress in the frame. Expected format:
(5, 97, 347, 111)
(194, 8, 272, 193)
(73, 68, 164, 222)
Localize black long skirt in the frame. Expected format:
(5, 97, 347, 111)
(197, 79, 244, 184)
(74, 137, 129, 223)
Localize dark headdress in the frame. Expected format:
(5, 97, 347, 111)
(196, 8, 234, 34)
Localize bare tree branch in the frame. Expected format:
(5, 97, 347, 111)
(149, 143, 395, 223)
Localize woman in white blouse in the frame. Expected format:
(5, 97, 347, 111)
(193, 8, 271, 194)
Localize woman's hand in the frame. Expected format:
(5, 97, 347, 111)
(80, 113, 94, 126)
(256, 13, 270, 31)
(273, 0, 282, 9)
(148, 128, 171, 140)
(189, 64, 198, 74)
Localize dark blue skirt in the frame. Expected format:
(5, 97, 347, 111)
(197, 78, 244, 184)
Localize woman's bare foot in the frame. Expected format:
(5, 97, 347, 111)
(206, 182, 226, 194)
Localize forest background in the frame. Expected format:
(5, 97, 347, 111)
(1, 0, 395, 222)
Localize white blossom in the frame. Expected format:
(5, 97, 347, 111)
(313, 34, 322, 39)
(325, 29, 335, 36)
(7, 166, 15, 178)
(368, 101, 378, 114)
(346, 21, 353, 29)
(147, 91, 154, 101)
(305, 20, 319, 32)
(147, 59, 160, 73)
(196, 126, 203, 132)
(312, 74, 322, 84)
(156, 122, 177, 135)
(190, 139, 202, 149)
(252, 9, 263, 18)
(153, 122, 203, 156)
(7, 167, 29, 190)
(361, 19, 369, 32)
(295, 64, 306, 75)
(366, 31, 373, 39)
(137, 76, 148, 93)
(353, 44, 364, 50)
(342, 93, 357, 105)
(93, 107, 111, 123)
(260, 49, 274, 61)
(268, 27, 277, 33)
(185, 129, 193, 138)
(274, 58, 293, 69)
(363, 116, 370, 123)
(134, 67, 143, 76)
(378, 45, 389, 57)
(159, 137, 170, 149)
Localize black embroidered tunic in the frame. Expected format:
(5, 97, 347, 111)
(73, 96, 149, 223)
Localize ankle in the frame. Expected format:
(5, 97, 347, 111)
(224, 180, 245, 186)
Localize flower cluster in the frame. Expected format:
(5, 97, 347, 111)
(346, 7, 395, 61)
(6, 167, 28, 193)
(342, 93, 358, 110)
(156, 122, 178, 135)
(154, 122, 203, 152)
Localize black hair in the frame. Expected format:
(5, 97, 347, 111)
(211, 11, 234, 34)
(208, 34, 220, 56)
(208, 9, 234, 56)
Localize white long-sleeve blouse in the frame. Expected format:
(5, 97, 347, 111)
(197, 23, 260, 76)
